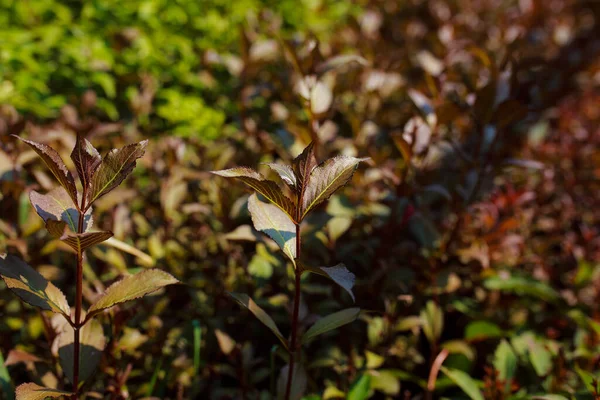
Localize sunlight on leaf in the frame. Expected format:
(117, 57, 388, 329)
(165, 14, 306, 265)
(15, 383, 71, 400)
(56, 319, 105, 383)
(30, 187, 92, 234)
(440, 367, 483, 400)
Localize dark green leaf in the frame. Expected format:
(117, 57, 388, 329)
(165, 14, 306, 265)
(493, 340, 517, 389)
(302, 307, 360, 344)
(303, 263, 355, 302)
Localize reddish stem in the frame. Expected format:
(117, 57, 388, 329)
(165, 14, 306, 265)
(284, 224, 302, 400)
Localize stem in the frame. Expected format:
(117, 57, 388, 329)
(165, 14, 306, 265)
(284, 224, 302, 400)
(72, 193, 86, 399)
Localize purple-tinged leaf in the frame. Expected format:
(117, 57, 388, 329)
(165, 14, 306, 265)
(303, 263, 356, 302)
(301, 156, 368, 220)
(60, 229, 114, 253)
(265, 163, 297, 188)
(16, 137, 78, 205)
(212, 167, 296, 221)
(15, 383, 71, 400)
(70, 135, 101, 194)
(56, 318, 105, 384)
(292, 142, 317, 191)
(30, 187, 92, 235)
(89, 140, 148, 205)
(0, 254, 70, 318)
(247, 194, 296, 264)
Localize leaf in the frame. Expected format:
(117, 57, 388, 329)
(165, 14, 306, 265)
(87, 269, 179, 320)
(0, 254, 70, 318)
(89, 140, 148, 205)
(464, 321, 503, 341)
(265, 163, 297, 188)
(484, 275, 559, 302)
(440, 367, 484, 400)
(301, 156, 368, 219)
(16, 137, 78, 205)
(442, 340, 475, 361)
(276, 363, 307, 400)
(212, 167, 296, 221)
(0, 351, 14, 400)
(310, 81, 333, 115)
(347, 374, 372, 400)
(56, 319, 105, 383)
(302, 307, 360, 344)
(70, 135, 101, 192)
(370, 370, 400, 396)
(421, 300, 443, 345)
(303, 263, 355, 302)
(529, 340, 552, 377)
(215, 329, 236, 355)
(531, 396, 569, 400)
(15, 383, 71, 400)
(493, 340, 517, 389)
(292, 142, 317, 191)
(60, 230, 114, 253)
(247, 194, 296, 264)
(315, 54, 369, 74)
(228, 292, 288, 350)
(30, 187, 92, 235)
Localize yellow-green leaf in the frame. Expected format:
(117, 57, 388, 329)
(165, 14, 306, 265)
(0, 254, 70, 318)
(247, 194, 296, 264)
(87, 269, 179, 319)
(15, 383, 71, 400)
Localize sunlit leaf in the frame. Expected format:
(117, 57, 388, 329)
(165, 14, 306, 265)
(15, 383, 71, 400)
(531, 396, 569, 400)
(464, 321, 502, 341)
(277, 363, 307, 400)
(70, 135, 101, 192)
(316, 54, 369, 74)
(265, 163, 297, 188)
(310, 81, 333, 115)
(30, 187, 92, 235)
(247, 194, 296, 264)
(87, 269, 179, 319)
(16, 137, 78, 205)
(89, 140, 148, 205)
(292, 142, 317, 191)
(0, 254, 70, 318)
(212, 167, 296, 220)
(302, 307, 360, 344)
(228, 292, 288, 350)
(303, 263, 355, 302)
(348, 374, 371, 400)
(60, 230, 114, 253)
(442, 340, 475, 361)
(493, 340, 517, 390)
(421, 300, 443, 345)
(56, 319, 105, 383)
(301, 156, 368, 219)
(440, 367, 483, 400)
(370, 370, 400, 396)
(215, 329, 236, 355)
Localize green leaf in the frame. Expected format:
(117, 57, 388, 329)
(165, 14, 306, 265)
(493, 340, 517, 390)
(421, 300, 443, 345)
(247, 193, 296, 264)
(302, 307, 360, 344)
(440, 367, 484, 400)
(529, 340, 552, 377)
(347, 374, 371, 400)
(0, 351, 14, 400)
(57, 318, 105, 383)
(0, 254, 70, 318)
(265, 163, 297, 188)
(30, 187, 92, 235)
(370, 370, 400, 396)
(442, 340, 475, 361)
(277, 363, 307, 400)
(87, 269, 179, 320)
(70, 135, 101, 193)
(575, 365, 596, 392)
(484, 275, 559, 302)
(303, 263, 355, 302)
(228, 292, 288, 350)
(89, 140, 148, 205)
(464, 321, 503, 341)
(16, 137, 78, 205)
(531, 395, 569, 400)
(212, 167, 296, 221)
(15, 383, 71, 400)
(301, 156, 368, 220)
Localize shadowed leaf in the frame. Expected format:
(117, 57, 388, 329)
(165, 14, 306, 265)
(87, 269, 179, 319)
(15, 383, 71, 400)
(265, 163, 297, 188)
(292, 142, 317, 191)
(302, 307, 361, 344)
(0, 254, 70, 318)
(70, 135, 101, 193)
(56, 319, 105, 383)
(212, 167, 296, 220)
(247, 194, 296, 264)
(301, 156, 368, 219)
(303, 263, 355, 302)
(30, 187, 92, 236)
(89, 140, 148, 205)
(228, 292, 288, 350)
(16, 137, 78, 205)
(277, 363, 307, 400)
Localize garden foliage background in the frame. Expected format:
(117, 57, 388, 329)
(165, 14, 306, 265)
(1, 0, 600, 398)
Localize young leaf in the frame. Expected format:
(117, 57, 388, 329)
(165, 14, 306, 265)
(228, 292, 288, 350)
(70, 135, 101, 192)
(60, 230, 114, 253)
(265, 163, 297, 188)
(211, 167, 296, 220)
(440, 367, 484, 400)
(493, 340, 517, 390)
(0, 254, 70, 318)
(302, 263, 355, 302)
(30, 187, 92, 235)
(16, 137, 78, 205)
(301, 156, 368, 220)
(277, 363, 307, 400)
(87, 269, 179, 320)
(56, 319, 105, 383)
(247, 194, 296, 264)
(15, 383, 71, 400)
(302, 307, 360, 344)
(347, 374, 372, 400)
(421, 300, 443, 345)
(292, 142, 317, 190)
(89, 140, 148, 205)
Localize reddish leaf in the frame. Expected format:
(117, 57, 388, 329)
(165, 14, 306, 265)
(70, 135, 101, 195)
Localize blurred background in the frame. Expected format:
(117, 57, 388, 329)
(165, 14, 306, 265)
(1, 0, 600, 398)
